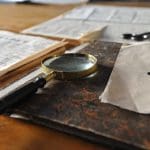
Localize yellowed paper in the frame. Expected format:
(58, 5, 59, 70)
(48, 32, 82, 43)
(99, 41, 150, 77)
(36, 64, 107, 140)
(0, 30, 65, 77)
(22, 17, 106, 42)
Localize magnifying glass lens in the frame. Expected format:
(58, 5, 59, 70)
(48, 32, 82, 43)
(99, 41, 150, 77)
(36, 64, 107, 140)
(43, 54, 95, 72)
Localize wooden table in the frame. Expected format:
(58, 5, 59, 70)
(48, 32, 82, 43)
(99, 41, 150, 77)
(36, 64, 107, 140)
(0, 2, 150, 150)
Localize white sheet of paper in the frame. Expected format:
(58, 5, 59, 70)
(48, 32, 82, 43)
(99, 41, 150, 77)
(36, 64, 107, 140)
(0, 30, 59, 76)
(22, 18, 106, 40)
(100, 42, 150, 114)
(64, 6, 95, 20)
(133, 10, 150, 24)
(100, 23, 150, 44)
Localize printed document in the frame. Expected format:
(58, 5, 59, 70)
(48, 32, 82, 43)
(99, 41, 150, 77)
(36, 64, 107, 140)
(63, 5, 150, 43)
(22, 17, 106, 41)
(0, 30, 63, 77)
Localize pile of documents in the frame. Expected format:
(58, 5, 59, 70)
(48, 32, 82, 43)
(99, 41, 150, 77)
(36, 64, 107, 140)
(0, 30, 66, 89)
(22, 17, 106, 45)
(1, 5, 150, 115)
(22, 5, 150, 44)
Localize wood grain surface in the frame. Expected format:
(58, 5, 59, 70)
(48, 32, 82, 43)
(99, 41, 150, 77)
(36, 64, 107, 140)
(0, 4, 76, 32)
(0, 3, 108, 150)
(0, 2, 150, 150)
(0, 115, 108, 150)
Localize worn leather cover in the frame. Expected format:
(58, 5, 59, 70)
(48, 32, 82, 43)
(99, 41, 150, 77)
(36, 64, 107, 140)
(8, 41, 150, 150)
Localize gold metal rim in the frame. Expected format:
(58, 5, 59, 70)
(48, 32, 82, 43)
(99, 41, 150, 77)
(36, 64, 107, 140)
(41, 53, 97, 80)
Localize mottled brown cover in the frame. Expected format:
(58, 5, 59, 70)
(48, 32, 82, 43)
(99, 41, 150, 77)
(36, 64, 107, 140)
(8, 41, 150, 150)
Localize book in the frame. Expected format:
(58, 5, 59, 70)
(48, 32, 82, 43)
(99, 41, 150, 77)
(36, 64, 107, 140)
(0, 30, 67, 89)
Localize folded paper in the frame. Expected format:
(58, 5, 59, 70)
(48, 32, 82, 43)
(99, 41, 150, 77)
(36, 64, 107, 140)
(100, 42, 150, 114)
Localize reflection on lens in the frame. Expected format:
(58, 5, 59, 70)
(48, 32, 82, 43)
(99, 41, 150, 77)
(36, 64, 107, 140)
(43, 54, 95, 72)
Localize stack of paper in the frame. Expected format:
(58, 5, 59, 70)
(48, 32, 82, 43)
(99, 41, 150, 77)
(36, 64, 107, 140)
(61, 5, 150, 44)
(0, 30, 66, 89)
(22, 17, 106, 45)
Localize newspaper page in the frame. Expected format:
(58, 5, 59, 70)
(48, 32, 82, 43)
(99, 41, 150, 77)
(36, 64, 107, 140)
(0, 30, 61, 77)
(22, 17, 106, 41)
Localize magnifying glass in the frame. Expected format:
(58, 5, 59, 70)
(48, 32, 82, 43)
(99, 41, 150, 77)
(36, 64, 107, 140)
(0, 53, 97, 112)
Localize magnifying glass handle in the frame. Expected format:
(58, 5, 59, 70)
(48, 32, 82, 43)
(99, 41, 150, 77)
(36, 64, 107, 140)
(0, 77, 46, 113)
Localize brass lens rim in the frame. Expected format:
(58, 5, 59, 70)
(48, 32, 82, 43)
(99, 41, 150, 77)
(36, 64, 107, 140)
(41, 53, 97, 80)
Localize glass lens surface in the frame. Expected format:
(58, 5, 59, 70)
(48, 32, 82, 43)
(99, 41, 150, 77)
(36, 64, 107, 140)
(43, 54, 95, 72)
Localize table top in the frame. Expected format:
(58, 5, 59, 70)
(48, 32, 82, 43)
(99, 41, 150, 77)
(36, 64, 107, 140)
(0, 2, 150, 150)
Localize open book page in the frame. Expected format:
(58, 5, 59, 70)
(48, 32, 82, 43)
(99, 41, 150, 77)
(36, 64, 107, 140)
(22, 17, 106, 43)
(62, 5, 150, 43)
(0, 30, 66, 78)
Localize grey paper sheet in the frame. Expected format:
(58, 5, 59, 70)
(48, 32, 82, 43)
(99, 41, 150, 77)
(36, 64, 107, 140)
(100, 42, 150, 114)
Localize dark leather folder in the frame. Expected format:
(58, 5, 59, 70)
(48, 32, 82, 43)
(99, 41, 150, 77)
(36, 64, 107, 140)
(8, 41, 150, 150)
